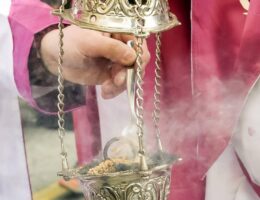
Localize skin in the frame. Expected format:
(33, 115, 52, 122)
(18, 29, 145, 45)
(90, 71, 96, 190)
(40, 25, 150, 99)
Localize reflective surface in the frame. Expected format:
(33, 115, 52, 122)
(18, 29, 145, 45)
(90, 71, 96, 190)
(52, 0, 180, 36)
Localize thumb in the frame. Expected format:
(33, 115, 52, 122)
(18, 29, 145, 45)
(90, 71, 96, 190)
(79, 32, 137, 66)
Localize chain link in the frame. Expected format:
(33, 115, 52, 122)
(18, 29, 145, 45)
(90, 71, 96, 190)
(153, 33, 163, 152)
(133, 0, 148, 171)
(55, 0, 162, 172)
(57, 0, 69, 171)
(135, 39, 144, 141)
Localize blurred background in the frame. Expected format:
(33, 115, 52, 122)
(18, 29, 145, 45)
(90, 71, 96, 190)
(20, 100, 84, 200)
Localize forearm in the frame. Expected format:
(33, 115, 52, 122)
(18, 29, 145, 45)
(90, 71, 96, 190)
(9, 0, 85, 113)
(28, 25, 86, 112)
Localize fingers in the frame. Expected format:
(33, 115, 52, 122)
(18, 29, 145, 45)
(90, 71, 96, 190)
(77, 32, 137, 66)
(77, 29, 149, 68)
(60, 64, 111, 85)
(101, 79, 126, 99)
(98, 37, 137, 66)
(112, 33, 151, 67)
(101, 63, 127, 99)
(111, 64, 127, 87)
(100, 36, 150, 99)
(73, 26, 150, 70)
(112, 33, 135, 43)
(41, 25, 150, 98)
(113, 69, 127, 86)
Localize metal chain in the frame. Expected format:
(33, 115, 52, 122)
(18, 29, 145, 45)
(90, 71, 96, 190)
(153, 33, 163, 152)
(57, 0, 69, 171)
(135, 36, 148, 170)
(133, 0, 148, 171)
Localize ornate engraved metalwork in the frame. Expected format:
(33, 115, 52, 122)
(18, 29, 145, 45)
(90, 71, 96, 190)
(54, 1, 180, 200)
(82, 0, 166, 17)
(52, 0, 180, 36)
(79, 166, 172, 200)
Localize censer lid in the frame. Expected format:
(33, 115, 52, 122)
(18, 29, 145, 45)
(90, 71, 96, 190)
(52, 0, 181, 36)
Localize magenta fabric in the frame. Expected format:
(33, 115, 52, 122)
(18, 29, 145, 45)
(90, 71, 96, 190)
(233, 0, 260, 194)
(72, 87, 102, 165)
(142, 0, 260, 199)
(8, 0, 260, 199)
(8, 0, 58, 112)
(237, 155, 260, 197)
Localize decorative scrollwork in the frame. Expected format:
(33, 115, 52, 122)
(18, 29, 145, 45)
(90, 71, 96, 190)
(78, 0, 168, 17)
(163, 176, 171, 200)
(53, 0, 180, 35)
(80, 172, 171, 200)
(143, 183, 157, 200)
(126, 184, 144, 200)
(98, 187, 120, 200)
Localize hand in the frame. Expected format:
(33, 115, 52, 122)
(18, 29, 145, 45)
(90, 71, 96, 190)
(40, 25, 150, 99)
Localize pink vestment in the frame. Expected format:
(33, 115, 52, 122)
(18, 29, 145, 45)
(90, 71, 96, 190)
(3, 0, 260, 199)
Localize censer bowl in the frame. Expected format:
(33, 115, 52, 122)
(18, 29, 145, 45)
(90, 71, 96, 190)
(58, 152, 179, 200)
(80, 165, 172, 200)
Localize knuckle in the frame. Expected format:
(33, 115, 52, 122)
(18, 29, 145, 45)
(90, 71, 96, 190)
(109, 41, 118, 51)
(122, 49, 136, 65)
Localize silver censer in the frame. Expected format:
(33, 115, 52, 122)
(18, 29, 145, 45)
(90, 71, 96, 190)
(52, 0, 181, 199)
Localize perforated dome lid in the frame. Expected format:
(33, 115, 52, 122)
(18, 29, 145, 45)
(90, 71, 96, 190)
(52, 0, 180, 36)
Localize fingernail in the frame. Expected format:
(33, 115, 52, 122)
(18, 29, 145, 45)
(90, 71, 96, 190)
(114, 70, 126, 87)
(102, 81, 116, 99)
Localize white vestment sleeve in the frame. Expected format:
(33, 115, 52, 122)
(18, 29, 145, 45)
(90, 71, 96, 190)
(0, 1, 32, 199)
(233, 77, 260, 185)
(0, 0, 18, 94)
(205, 146, 260, 200)
(206, 77, 260, 200)
(96, 86, 129, 147)
(205, 146, 244, 200)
